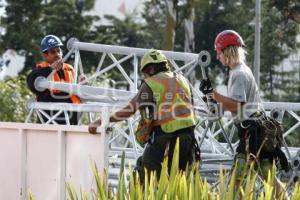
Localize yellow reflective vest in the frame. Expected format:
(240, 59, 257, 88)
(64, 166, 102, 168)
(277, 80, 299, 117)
(135, 71, 198, 145)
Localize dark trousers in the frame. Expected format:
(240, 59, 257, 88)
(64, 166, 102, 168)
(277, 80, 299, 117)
(136, 127, 195, 183)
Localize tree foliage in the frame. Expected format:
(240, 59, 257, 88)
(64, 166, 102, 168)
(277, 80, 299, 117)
(0, 0, 43, 68)
(260, 0, 300, 101)
(0, 0, 299, 122)
(0, 75, 31, 122)
(0, 0, 98, 70)
(270, 0, 300, 23)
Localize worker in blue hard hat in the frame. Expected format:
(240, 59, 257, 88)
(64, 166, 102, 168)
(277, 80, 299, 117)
(27, 35, 80, 125)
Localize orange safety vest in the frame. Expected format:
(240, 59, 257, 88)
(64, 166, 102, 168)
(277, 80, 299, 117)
(36, 61, 80, 104)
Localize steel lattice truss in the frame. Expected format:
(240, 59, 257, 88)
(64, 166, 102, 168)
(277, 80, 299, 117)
(26, 39, 300, 186)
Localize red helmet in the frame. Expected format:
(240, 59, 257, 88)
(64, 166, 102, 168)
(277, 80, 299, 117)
(214, 30, 245, 52)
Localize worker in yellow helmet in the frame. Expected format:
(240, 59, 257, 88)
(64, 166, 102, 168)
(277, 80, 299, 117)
(89, 49, 199, 182)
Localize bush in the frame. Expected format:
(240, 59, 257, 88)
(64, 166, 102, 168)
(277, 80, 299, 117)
(0, 75, 31, 122)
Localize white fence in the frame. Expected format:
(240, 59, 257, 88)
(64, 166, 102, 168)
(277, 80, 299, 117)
(0, 122, 108, 200)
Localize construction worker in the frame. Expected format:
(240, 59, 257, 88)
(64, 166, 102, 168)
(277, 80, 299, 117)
(199, 30, 288, 198)
(89, 49, 199, 182)
(27, 35, 80, 125)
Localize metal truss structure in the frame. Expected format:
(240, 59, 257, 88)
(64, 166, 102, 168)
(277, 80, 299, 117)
(26, 38, 300, 186)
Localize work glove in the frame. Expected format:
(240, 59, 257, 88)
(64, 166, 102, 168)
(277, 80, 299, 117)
(199, 78, 213, 95)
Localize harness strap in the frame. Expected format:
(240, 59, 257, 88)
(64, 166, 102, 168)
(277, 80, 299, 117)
(244, 129, 250, 155)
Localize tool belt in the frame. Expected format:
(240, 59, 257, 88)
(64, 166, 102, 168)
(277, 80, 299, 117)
(236, 111, 288, 171)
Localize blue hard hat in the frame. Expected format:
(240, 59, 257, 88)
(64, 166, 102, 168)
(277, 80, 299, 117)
(41, 35, 63, 52)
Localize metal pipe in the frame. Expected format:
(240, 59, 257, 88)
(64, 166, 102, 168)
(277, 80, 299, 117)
(133, 54, 138, 92)
(69, 40, 198, 62)
(217, 120, 234, 154)
(263, 102, 300, 111)
(74, 49, 80, 84)
(35, 77, 136, 101)
(254, 0, 261, 87)
(27, 102, 126, 112)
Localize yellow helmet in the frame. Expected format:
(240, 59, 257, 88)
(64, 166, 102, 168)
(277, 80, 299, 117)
(140, 50, 168, 72)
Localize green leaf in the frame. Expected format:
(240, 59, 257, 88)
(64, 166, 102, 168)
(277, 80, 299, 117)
(66, 182, 78, 200)
(157, 157, 169, 200)
(116, 152, 126, 200)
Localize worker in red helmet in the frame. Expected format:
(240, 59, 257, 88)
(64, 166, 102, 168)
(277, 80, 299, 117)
(199, 30, 288, 198)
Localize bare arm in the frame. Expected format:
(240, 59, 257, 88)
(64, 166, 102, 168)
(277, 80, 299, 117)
(88, 82, 153, 134)
(212, 91, 243, 113)
(109, 101, 138, 122)
(88, 85, 146, 134)
(88, 101, 137, 134)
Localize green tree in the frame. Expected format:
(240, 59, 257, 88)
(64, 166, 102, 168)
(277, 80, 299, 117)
(109, 0, 299, 101)
(163, 0, 178, 50)
(141, 0, 208, 51)
(0, 0, 43, 68)
(40, 0, 99, 72)
(93, 15, 150, 48)
(0, 0, 98, 70)
(193, 0, 254, 78)
(0, 0, 100, 122)
(0, 75, 31, 122)
(192, 0, 300, 102)
(270, 0, 300, 23)
(260, 0, 300, 101)
(1, 0, 299, 122)
(141, 0, 168, 49)
(40, 0, 98, 45)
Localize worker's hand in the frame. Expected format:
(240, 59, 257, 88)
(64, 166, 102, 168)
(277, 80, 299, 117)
(88, 119, 101, 134)
(50, 59, 64, 71)
(199, 78, 213, 95)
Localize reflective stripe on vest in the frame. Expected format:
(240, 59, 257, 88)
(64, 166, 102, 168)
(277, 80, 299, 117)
(144, 72, 197, 133)
(153, 107, 192, 126)
(36, 62, 80, 104)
